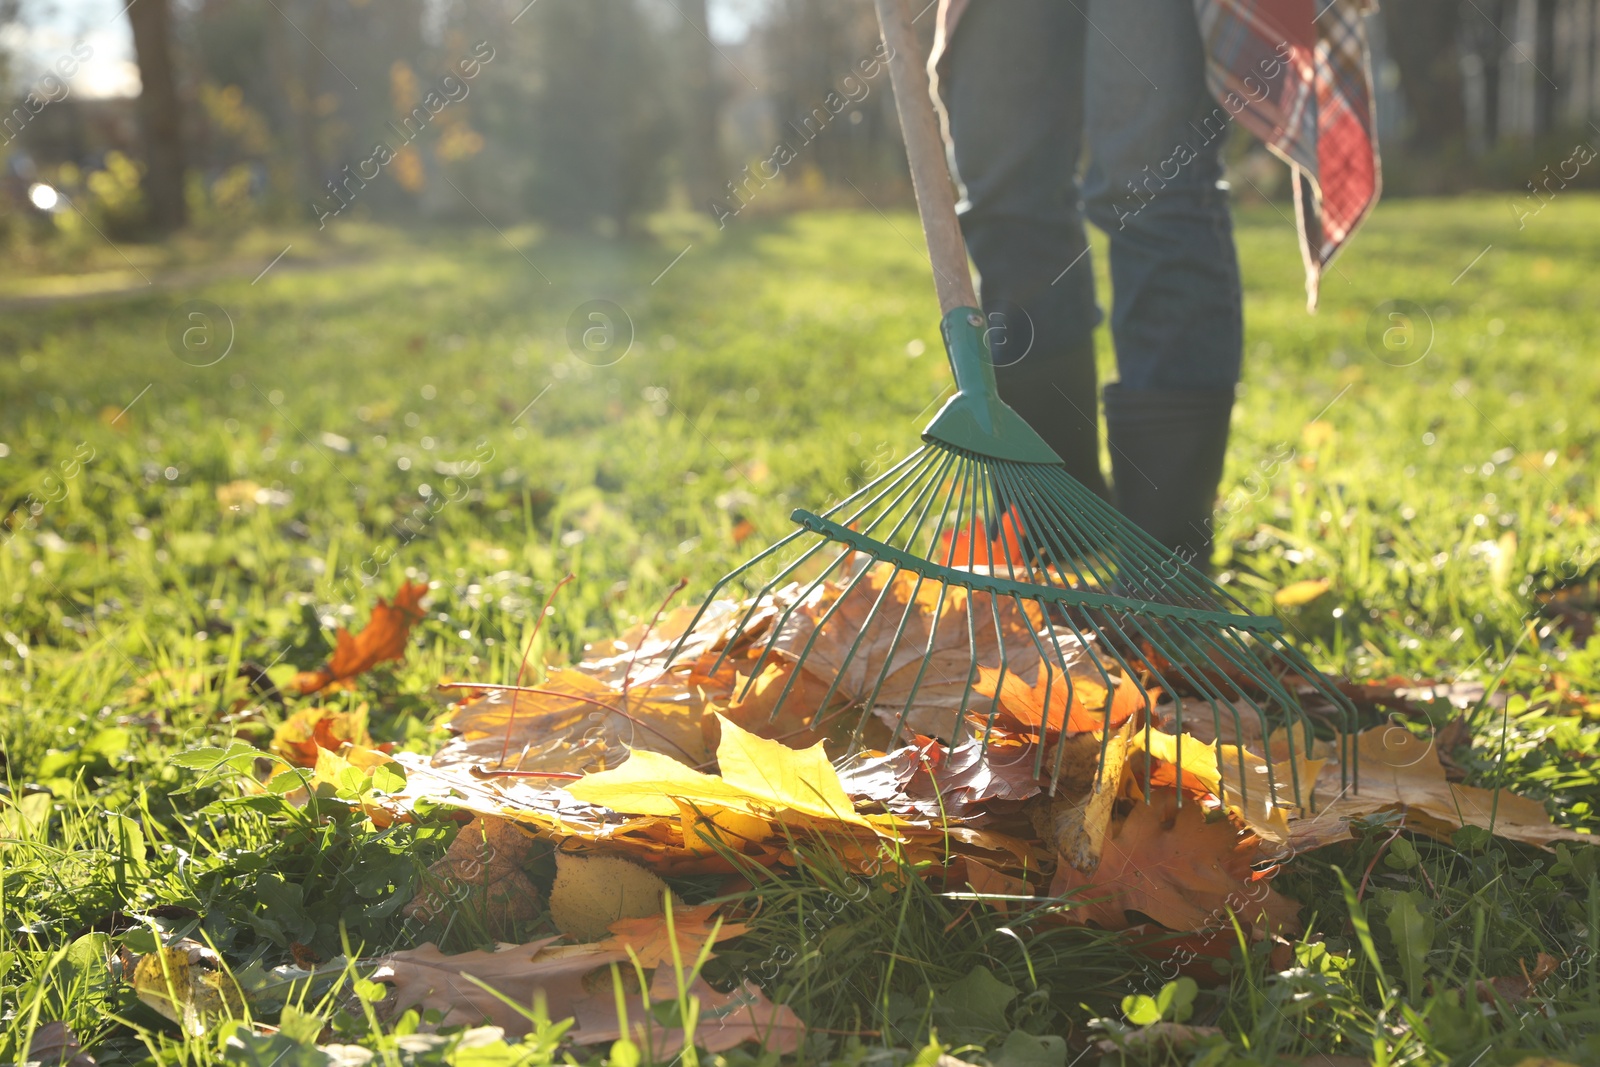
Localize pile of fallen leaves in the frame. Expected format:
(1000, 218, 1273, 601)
(186, 566, 1589, 1053)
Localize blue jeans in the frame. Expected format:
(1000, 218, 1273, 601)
(938, 0, 1244, 395)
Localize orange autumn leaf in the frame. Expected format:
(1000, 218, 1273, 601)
(939, 507, 1028, 568)
(973, 662, 1152, 736)
(296, 581, 429, 694)
(595, 902, 747, 967)
(271, 706, 374, 767)
(1049, 786, 1301, 935)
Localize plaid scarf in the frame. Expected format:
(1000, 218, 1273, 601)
(1193, 0, 1381, 310)
(929, 0, 1380, 312)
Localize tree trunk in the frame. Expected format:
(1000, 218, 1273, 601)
(1380, 0, 1467, 150)
(679, 0, 724, 208)
(1478, 0, 1507, 145)
(127, 0, 188, 230)
(1533, 0, 1559, 134)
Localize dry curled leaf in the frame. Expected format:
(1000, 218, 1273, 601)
(593, 901, 747, 967)
(371, 937, 615, 1033)
(963, 856, 1034, 913)
(131, 942, 245, 1036)
(903, 733, 1045, 816)
(1043, 717, 1135, 873)
(1299, 725, 1594, 851)
(763, 563, 1049, 740)
(718, 660, 847, 747)
(1474, 951, 1559, 1005)
(373, 905, 747, 1038)
(296, 581, 429, 695)
(433, 667, 709, 776)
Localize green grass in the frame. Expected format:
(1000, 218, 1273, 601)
(1, 195, 1598, 1066)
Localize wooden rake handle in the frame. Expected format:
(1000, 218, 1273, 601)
(872, 0, 979, 315)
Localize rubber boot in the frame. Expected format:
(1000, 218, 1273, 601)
(1102, 383, 1234, 576)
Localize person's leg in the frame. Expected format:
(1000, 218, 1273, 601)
(938, 0, 1106, 499)
(1081, 0, 1243, 570)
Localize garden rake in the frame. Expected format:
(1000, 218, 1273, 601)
(666, 0, 1358, 808)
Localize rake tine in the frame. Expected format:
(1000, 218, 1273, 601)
(1271, 636, 1361, 793)
(821, 459, 959, 722)
(985, 460, 1164, 793)
(699, 539, 834, 681)
(1036, 606, 1122, 791)
(663, 526, 809, 668)
(1108, 609, 1255, 808)
(822, 446, 940, 526)
(1192, 626, 1310, 808)
(1034, 617, 1086, 791)
(1192, 622, 1326, 810)
(736, 544, 863, 702)
(762, 555, 880, 723)
(1076, 606, 1209, 799)
(848, 569, 926, 746)
(874, 448, 958, 548)
(1141, 616, 1304, 811)
(993, 460, 1113, 592)
(670, 449, 942, 673)
(853, 469, 970, 745)
(952, 460, 985, 739)
(870, 460, 966, 751)
(884, 458, 974, 745)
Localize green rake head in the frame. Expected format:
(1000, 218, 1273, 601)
(667, 308, 1359, 808)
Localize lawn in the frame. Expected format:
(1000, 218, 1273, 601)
(1, 195, 1598, 1066)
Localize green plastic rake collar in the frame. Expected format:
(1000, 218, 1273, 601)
(922, 307, 1064, 465)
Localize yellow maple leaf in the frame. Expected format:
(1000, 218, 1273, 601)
(567, 715, 891, 836)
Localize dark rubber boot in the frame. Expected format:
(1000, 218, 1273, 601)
(1102, 383, 1234, 575)
(988, 317, 1109, 501)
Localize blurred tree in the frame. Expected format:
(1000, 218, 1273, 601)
(1533, 0, 1558, 135)
(128, 0, 188, 229)
(678, 0, 725, 207)
(761, 0, 906, 195)
(525, 0, 674, 235)
(0, 0, 21, 99)
(1463, 0, 1510, 147)
(1380, 0, 1466, 151)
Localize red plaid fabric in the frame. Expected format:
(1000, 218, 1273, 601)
(929, 0, 1380, 312)
(1194, 0, 1380, 310)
